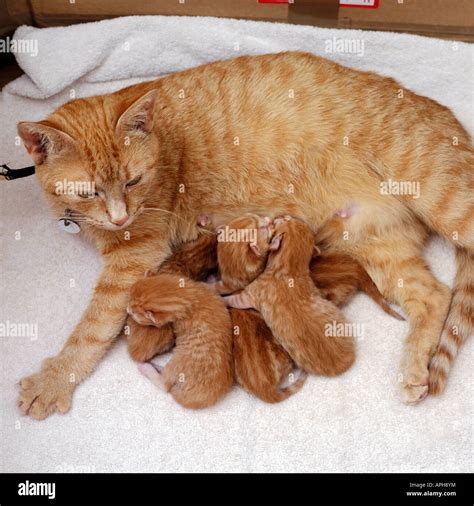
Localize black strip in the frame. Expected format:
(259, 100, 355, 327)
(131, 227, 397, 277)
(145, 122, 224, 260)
(1, 164, 35, 180)
(0, 473, 471, 506)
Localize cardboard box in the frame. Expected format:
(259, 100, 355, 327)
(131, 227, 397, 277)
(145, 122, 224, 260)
(1, 0, 472, 42)
(29, 0, 289, 27)
(0, 0, 32, 37)
(338, 0, 474, 41)
(289, 0, 474, 42)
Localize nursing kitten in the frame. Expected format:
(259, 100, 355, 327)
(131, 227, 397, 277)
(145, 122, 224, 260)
(155, 230, 218, 280)
(128, 274, 233, 409)
(126, 317, 175, 362)
(18, 52, 472, 418)
(310, 251, 404, 320)
(225, 218, 356, 376)
(126, 231, 218, 361)
(213, 213, 275, 294)
(231, 309, 307, 403)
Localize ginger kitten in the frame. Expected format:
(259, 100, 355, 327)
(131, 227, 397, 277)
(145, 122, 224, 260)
(225, 217, 356, 376)
(126, 231, 218, 362)
(231, 309, 307, 403)
(213, 213, 275, 294)
(311, 251, 404, 320)
(128, 274, 233, 409)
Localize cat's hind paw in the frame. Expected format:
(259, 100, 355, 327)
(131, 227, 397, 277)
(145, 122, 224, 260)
(399, 370, 429, 405)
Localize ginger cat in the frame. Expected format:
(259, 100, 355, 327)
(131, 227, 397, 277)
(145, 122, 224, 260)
(17, 51, 472, 418)
(225, 217, 356, 376)
(127, 273, 233, 409)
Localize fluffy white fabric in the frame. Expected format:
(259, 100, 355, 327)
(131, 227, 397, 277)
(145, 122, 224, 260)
(0, 16, 472, 473)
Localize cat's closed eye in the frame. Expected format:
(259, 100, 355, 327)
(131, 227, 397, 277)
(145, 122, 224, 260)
(78, 192, 98, 199)
(126, 175, 142, 187)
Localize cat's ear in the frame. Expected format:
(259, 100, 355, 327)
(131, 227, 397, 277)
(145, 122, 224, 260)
(17, 121, 76, 165)
(269, 233, 283, 251)
(116, 89, 157, 135)
(249, 242, 261, 257)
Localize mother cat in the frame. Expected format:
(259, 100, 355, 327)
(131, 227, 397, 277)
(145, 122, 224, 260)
(17, 52, 473, 419)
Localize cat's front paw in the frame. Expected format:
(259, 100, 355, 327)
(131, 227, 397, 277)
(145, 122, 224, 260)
(17, 358, 75, 420)
(399, 363, 429, 405)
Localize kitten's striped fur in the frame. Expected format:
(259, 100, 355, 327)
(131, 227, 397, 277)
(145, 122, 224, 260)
(128, 274, 233, 409)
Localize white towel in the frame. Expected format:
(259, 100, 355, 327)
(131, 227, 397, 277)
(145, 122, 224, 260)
(0, 15, 472, 474)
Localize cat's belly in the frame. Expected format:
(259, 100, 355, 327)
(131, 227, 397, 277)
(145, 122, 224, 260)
(313, 197, 418, 253)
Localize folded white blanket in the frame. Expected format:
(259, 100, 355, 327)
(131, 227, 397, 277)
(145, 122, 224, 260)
(0, 15, 472, 474)
(7, 15, 473, 132)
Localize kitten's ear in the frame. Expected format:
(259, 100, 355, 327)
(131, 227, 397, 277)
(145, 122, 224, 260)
(145, 311, 157, 324)
(312, 244, 321, 259)
(116, 89, 157, 135)
(17, 121, 76, 165)
(249, 242, 261, 257)
(269, 233, 283, 251)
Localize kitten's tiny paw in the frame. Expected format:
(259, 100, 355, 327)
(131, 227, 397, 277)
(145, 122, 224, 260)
(273, 215, 292, 226)
(17, 362, 74, 420)
(144, 268, 158, 277)
(138, 362, 166, 391)
(137, 362, 157, 377)
(400, 370, 429, 405)
(206, 274, 218, 284)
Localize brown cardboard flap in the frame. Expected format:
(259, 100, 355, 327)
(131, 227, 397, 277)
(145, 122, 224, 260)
(30, 0, 289, 27)
(1, 0, 32, 36)
(339, 0, 474, 36)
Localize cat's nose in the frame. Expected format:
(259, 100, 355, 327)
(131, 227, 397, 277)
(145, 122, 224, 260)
(110, 213, 129, 226)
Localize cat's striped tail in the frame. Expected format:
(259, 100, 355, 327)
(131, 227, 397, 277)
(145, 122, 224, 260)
(429, 247, 473, 394)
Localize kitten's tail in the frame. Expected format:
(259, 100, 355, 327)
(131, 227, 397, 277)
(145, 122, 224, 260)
(429, 247, 473, 395)
(359, 272, 405, 321)
(259, 370, 308, 404)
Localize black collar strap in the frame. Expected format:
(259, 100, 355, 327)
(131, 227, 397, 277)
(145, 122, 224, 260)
(1, 163, 36, 180)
